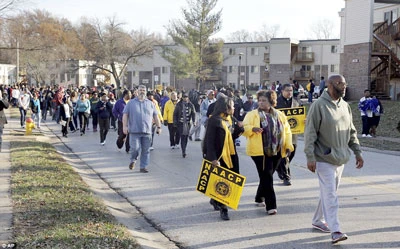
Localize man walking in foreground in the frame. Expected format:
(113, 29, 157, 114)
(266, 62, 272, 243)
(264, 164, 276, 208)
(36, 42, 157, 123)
(123, 85, 162, 173)
(304, 74, 364, 244)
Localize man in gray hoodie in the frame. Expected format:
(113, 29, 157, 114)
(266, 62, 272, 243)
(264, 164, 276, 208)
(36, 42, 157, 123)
(304, 74, 364, 244)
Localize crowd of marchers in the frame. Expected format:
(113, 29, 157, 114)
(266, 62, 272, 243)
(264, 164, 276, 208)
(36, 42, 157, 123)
(2, 75, 394, 244)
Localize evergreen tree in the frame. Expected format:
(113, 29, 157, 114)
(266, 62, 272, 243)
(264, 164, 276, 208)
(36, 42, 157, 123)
(164, 0, 223, 90)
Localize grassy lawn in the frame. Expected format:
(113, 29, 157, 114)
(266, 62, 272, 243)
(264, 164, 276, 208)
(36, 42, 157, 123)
(10, 140, 139, 248)
(302, 99, 400, 151)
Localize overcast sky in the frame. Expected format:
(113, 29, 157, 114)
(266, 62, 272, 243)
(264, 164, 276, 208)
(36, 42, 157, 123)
(26, 0, 345, 40)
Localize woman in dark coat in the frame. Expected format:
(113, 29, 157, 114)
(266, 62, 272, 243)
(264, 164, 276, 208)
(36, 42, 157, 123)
(202, 96, 243, 220)
(0, 92, 10, 152)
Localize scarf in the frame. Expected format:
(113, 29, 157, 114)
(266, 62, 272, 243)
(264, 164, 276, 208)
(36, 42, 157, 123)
(258, 108, 284, 157)
(220, 114, 235, 169)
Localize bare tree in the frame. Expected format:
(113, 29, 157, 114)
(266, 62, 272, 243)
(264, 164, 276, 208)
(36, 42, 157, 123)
(226, 24, 285, 42)
(308, 18, 338, 39)
(77, 16, 159, 89)
(0, 0, 25, 17)
(226, 29, 254, 42)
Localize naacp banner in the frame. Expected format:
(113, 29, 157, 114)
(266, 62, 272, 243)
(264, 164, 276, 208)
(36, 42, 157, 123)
(279, 106, 306, 134)
(196, 159, 246, 210)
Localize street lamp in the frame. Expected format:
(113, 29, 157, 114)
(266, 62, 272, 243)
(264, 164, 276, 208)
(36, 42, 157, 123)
(238, 52, 244, 90)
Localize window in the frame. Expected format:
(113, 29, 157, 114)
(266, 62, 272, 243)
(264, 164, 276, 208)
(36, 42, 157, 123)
(331, 45, 338, 53)
(251, 47, 259, 56)
(229, 48, 236, 55)
(132, 71, 137, 77)
(330, 64, 339, 73)
(228, 66, 234, 73)
(251, 66, 259, 73)
(162, 67, 169, 74)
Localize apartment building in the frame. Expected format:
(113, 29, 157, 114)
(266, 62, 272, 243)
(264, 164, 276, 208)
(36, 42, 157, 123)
(340, 0, 400, 100)
(125, 38, 340, 92)
(0, 64, 16, 85)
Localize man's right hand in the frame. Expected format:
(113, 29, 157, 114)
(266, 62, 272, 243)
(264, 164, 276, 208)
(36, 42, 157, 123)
(164, 121, 168, 126)
(123, 126, 128, 135)
(307, 161, 316, 173)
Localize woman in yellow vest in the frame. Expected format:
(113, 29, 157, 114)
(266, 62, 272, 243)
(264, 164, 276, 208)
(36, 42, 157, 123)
(242, 90, 294, 215)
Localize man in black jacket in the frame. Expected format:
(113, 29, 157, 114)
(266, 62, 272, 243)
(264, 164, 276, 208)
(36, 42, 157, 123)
(275, 83, 301, 186)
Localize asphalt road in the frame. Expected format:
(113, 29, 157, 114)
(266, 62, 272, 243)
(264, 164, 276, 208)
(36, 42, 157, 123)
(39, 119, 400, 249)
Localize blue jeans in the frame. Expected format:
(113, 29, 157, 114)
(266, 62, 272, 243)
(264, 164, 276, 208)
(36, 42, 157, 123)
(129, 133, 152, 169)
(308, 92, 313, 103)
(19, 107, 27, 126)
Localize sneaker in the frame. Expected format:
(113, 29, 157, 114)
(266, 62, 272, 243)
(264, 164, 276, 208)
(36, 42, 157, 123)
(220, 208, 230, 220)
(188, 135, 193, 141)
(255, 197, 265, 207)
(182, 153, 187, 158)
(175, 145, 180, 149)
(170, 146, 175, 149)
(149, 147, 154, 151)
(366, 134, 372, 138)
(331, 232, 348, 244)
(283, 179, 292, 186)
(312, 222, 330, 233)
(267, 209, 277, 215)
(140, 168, 149, 173)
(100, 142, 105, 146)
(129, 161, 136, 170)
(362, 134, 367, 137)
(195, 138, 202, 141)
(209, 199, 220, 211)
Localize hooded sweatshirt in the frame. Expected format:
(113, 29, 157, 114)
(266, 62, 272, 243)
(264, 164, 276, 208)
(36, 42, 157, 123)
(304, 90, 362, 165)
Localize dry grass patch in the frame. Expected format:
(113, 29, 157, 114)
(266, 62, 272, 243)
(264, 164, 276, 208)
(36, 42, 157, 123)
(10, 140, 139, 249)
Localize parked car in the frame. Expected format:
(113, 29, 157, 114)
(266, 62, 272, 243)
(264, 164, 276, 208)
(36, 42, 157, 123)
(313, 86, 320, 98)
(298, 85, 307, 99)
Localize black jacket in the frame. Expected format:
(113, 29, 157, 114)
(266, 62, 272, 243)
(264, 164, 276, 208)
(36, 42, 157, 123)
(0, 99, 9, 126)
(173, 100, 196, 125)
(203, 115, 243, 173)
(96, 100, 113, 119)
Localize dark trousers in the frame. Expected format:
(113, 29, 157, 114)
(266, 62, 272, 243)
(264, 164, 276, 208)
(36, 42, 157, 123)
(167, 123, 180, 146)
(61, 117, 70, 136)
(178, 123, 191, 154)
(78, 112, 89, 134)
(276, 144, 297, 180)
(91, 110, 98, 130)
(361, 115, 371, 135)
(252, 155, 282, 211)
(116, 120, 129, 152)
(99, 117, 110, 143)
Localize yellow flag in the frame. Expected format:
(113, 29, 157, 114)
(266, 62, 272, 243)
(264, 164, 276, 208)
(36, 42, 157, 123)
(196, 159, 246, 210)
(279, 106, 306, 134)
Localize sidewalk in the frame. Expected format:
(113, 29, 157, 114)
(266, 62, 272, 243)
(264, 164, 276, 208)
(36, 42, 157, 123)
(0, 109, 178, 249)
(0, 109, 12, 244)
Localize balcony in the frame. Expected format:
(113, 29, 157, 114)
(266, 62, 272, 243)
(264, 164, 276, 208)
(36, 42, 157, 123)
(294, 71, 314, 80)
(264, 53, 270, 63)
(262, 71, 270, 80)
(294, 52, 314, 62)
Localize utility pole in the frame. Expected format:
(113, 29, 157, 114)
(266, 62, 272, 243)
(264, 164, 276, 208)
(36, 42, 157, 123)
(16, 40, 19, 84)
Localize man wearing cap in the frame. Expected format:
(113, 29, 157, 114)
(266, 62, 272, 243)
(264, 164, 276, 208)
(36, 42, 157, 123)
(173, 92, 196, 158)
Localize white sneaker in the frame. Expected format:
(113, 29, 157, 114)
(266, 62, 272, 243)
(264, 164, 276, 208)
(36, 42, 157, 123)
(362, 134, 367, 137)
(150, 147, 154, 151)
(170, 146, 175, 149)
(366, 134, 372, 138)
(175, 145, 180, 149)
